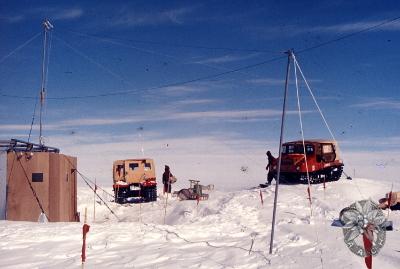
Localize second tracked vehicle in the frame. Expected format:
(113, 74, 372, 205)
(272, 139, 344, 183)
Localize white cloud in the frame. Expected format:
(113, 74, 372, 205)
(0, 108, 306, 131)
(55, 108, 294, 127)
(53, 8, 83, 20)
(259, 19, 400, 39)
(312, 20, 400, 33)
(351, 99, 400, 110)
(195, 54, 259, 64)
(247, 78, 322, 86)
(174, 99, 218, 106)
(111, 6, 196, 27)
(0, 124, 33, 131)
(0, 15, 25, 23)
(1, 7, 84, 24)
(247, 78, 285, 86)
(162, 85, 205, 96)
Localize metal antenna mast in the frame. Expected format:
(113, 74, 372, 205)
(39, 19, 53, 146)
(269, 49, 292, 254)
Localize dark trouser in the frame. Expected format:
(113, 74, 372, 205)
(164, 183, 171, 193)
(267, 171, 275, 184)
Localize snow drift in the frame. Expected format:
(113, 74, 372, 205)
(0, 178, 399, 268)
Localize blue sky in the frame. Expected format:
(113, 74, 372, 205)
(1, 1, 400, 188)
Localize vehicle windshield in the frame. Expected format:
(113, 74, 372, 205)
(282, 144, 314, 154)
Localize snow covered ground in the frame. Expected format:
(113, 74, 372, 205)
(0, 178, 399, 268)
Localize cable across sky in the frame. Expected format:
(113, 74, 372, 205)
(1, 14, 400, 100)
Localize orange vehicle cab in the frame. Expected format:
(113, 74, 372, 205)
(274, 140, 343, 183)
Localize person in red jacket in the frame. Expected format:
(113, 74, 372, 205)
(266, 151, 277, 185)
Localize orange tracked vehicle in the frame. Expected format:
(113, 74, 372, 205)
(273, 140, 344, 183)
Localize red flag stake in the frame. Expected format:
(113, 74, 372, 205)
(387, 189, 393, 218)
(81, 208, 90, 268)
(259, 189, 264, 206)
(363, 226, 373, 269)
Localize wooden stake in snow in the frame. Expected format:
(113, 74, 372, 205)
(163, 193, 168, 225)
(93, 179, 96, 222)
(81, 208, 90, 268)
(259, 189, 264, 206)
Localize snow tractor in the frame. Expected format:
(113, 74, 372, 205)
(273, 140, 344, 183)
(173, 180, 214, 201)
(113, 159, 157, 203)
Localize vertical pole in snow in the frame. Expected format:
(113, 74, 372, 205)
(163, 193, 168, 225)
(93, 178, 96, 222)
(269, 50, 292, 254)
(82, 207, 87, 269)
(84, 207, 87, 224)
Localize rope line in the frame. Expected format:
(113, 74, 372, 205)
(293, 55, 313, 214)
(61, 30, 276, 81)
(61, 155, 120, 221)
(296, 16, 400, 55)
(294, 59, 336, 142)
(0, 32, 41, 64)
(53, 35, 132, 85)
(65, 29, 280, 54)
(2, 15, 400, 100)
(292, 54, 324, 268)
(0, 54, 285, 100)
(27, 98, 38, 143)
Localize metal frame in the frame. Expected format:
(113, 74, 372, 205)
(0, 138, 60, 153)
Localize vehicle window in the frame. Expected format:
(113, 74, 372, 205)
(116, 165, 124, 176)
(129, 163, 139, 170)
(288, 145, 295, 153)
(283, 144, 314, 154)
(306, 145, 314, 154)
(282, 145, 287, 154)
(144, 163, 151, 171)
(322, 144, 333, 154)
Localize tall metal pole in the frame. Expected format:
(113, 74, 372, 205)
(39, 21, 47, 146)
(269, 50, 292, 254)
(39, 19, 53, 146)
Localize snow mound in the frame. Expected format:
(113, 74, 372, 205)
(0, 178, 399, 268)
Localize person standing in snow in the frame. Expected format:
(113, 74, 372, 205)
(162, 165, 173, 194)
(266, 151, 277, 185)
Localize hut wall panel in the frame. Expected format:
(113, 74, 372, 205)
(7, 152, 50, 221)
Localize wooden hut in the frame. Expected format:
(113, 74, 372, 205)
(0, 139, 78, 222)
